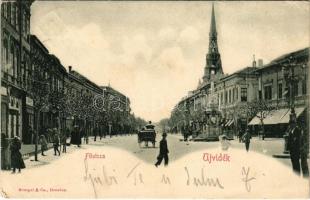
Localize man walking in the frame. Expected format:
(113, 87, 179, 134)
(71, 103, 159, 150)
(53, 132, 60, 156)
(242, 128, 251, 152)
(155, 132, 169, 167)
(287, 116, 302, 175)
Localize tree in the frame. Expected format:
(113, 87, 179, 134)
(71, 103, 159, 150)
(30, 51, 51, 161)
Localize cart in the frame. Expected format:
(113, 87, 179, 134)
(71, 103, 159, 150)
(138, 124, 156, 148)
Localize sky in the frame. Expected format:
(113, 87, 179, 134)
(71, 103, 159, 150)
(30, 1, 309, 122)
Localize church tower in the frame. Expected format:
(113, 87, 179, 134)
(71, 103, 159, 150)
(202, 3, 223, 83)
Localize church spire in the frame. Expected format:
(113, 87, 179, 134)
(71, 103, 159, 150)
(203, 3, 223, 83)
(210, 3, 217, 37)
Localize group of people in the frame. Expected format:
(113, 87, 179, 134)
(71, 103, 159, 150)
(39, 128, 68, 156)
(5, 125, 90, 174)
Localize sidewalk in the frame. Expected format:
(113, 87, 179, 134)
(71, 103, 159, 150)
(21, 143, 54, 159)
(20, 137, 95, 159)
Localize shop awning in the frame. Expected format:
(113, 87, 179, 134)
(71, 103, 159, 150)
(248, 107, 306, 125)
(279, 107, 306, 124)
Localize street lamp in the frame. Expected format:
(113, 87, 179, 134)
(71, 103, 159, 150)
(282, 56, 297, 154)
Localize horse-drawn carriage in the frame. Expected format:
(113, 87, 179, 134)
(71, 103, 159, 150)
(138, 124, 156, 148)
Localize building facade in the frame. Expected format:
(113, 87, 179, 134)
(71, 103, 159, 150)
(249, 48, 309, 137)
(101, 86, 131, 135)
(65, 66, 103, 137)
(1, 0, 33, 142)
(28, 35, 67, 143)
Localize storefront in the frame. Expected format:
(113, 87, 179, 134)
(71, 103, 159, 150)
(248, 107, 306, 137)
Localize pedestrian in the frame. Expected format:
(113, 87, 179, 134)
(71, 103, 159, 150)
(238, 129, 243, 143)
(94, 127, 98, 142)
(10, 136, 25, 173)
(61, 132, 67, 153)
(287, 116, 302, 175)
(242, 128, 251, 152)
(220, 135, 231, 151)
(70, 125, 81, 147)
(28, 126, 34, 144)
(300, 121, 309, 178)
(155, 132, 169, 167)
(53, 133, 60, 156)
(39, 135, 48, 156)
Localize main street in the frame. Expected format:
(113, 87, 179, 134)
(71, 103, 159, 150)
(92, 133, 294, 167)
(1, 132, 309, 198)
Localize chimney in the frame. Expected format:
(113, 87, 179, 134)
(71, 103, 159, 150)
(252, 55, 257, 68)
(68, 66, 72, 73)
(258, 59, 263, 67)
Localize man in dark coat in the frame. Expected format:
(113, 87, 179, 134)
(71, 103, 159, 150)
(242, 128, 251, 152)
(155, 132, 169, 167)
(10, 136, 25, 173)
(287, 117, 302, 175)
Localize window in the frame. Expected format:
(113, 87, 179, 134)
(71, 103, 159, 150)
(302, 81, 307, 95)
(26, 18, 30, 37)
(11, 3, 15, 26)
(16, 6, 19, 31)
(293, 82, 298, 97)
(3, 39, 8, 65)
(225, 91, 227, 103)
(1, 3, 5, 17)
(7, 3, 11, 21)
(241, 88, 247, 102)
(278, 83, 282, 99)
(229, 90, 231, 103)
(232, 88, 235, 101)
(264, 85, 272, 100)
(236, 88, 238, 100)
(220, 93, 223, 104)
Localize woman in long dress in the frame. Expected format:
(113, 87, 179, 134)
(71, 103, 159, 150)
(10, 136, 25, 173)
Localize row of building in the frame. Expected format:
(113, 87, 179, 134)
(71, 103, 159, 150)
(1, 1, 133, 144)
(169, 4, 309, 138)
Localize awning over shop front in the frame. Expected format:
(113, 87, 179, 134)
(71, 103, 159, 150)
(248, 107, 306, 125)
(279, 107, 306, 124)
